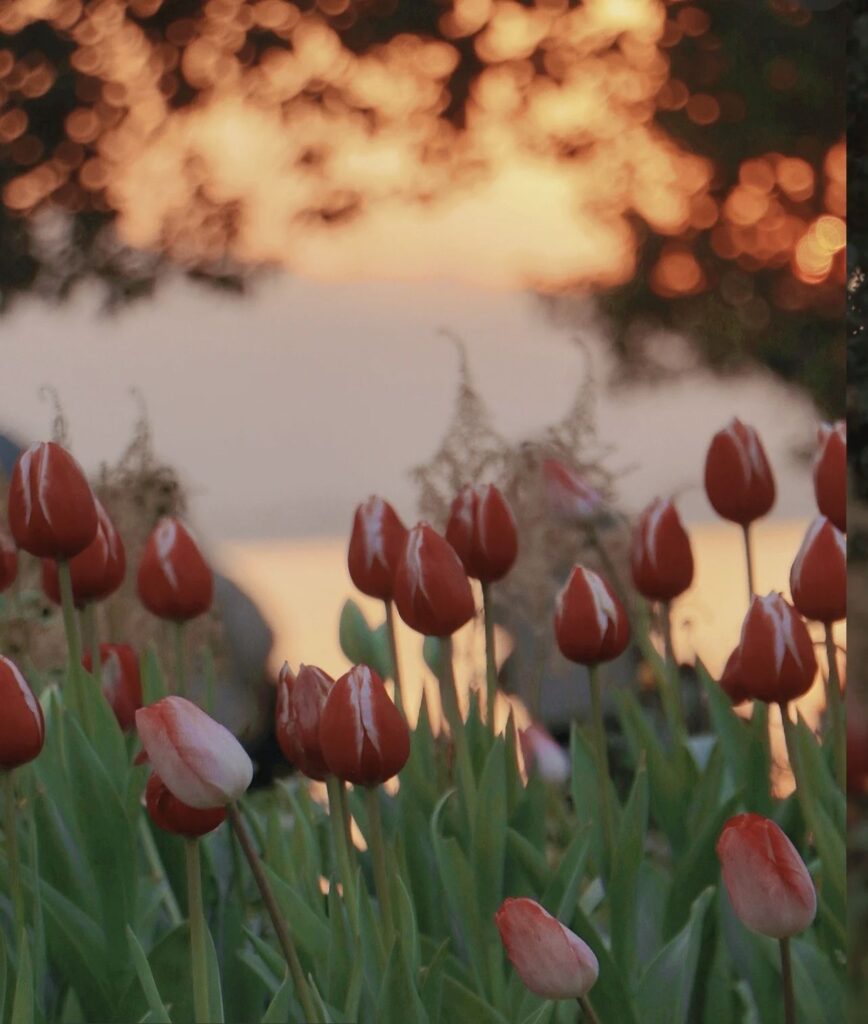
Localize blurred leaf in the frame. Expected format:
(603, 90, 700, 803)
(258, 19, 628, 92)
(205, 921, 225, 1024)
(339, 600, 375, 666)
(11, 931, 33, 1024)
(376, 940, 428, 1024)
(261, 973, 296, 1024)
(125, 928, 171, 1024)
(610, 763, 649, 975)
(422, 637, 445, 679)
(792, 938, 844, 1023)
(567, 902, 639, 1024)
(441, 975, 509, 1024)
(472, 742, 507, 925)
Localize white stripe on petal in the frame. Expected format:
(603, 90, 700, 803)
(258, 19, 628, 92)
(1, 657, 43, 742)
(362, 497, 387, 572)
(758, 594, 804, 673)
(585, 569, 618, 636)
(37, 444, 54, 527)
(643, 499, 668, 573)
(155, 519, 179, 591)
(18, 445, 37, 525)
(790, 517, 826, 588)
(405, 527, 428, 602)
(356, 665, 381, 755)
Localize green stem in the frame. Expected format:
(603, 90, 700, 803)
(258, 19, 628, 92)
(3, 771, 25, 940)
(589, 665, 616, 878)
(440, 638, 477, 816)
(227, 803, 319, 1022)
(174, 623, 186, 698)
(363, 786, 395, 949)
(779, 702, 805, 810)
(661, 600, 687, 737)
(336, 779, 358, 875)
(138, 818, 182, 927)
(80, 603, 100, 686)
(780, 936, 796, 1024)
(326, 776, 359, 934)
(824, 624, 845, 791)
(481, 582, 498, 734)
(579, 995, 601, 1024)
(184, 839, 211, 1024)
(57, 561, 82, 669)
(742, 524, 755, 606)
(384, 601, 404, 714)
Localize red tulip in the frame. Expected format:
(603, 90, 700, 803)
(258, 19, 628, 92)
(137, 517, 213, 622)
(542, 459, 604, 521)
(630, 498, 694, 602)
(275, 662, 334, 781)
(704, 418, 775, 525)
(0, 656, 45, 768)
(789, 516, 846, 624)
(445, 483, 518, 583)
(495, 897, 599, 1000)
(519, 724, 571, 785)
(735, 593, 817, 704)
(717, 814, 816, 938)
(0, 529, 17, 593)
(393, 523, 475, 637)
(145, 772, 226, 837)
(136, 696, 253, 808)
(8, 441, 98, 559)
(813, 421, 846, 532)
(82, 644, 143, 732)
(554, 566, 630, 665)
(42, 499, 126, 608)
(318, 664, 410, 786)
(347, 496, 408, 600)
(718, 646, 750, 706)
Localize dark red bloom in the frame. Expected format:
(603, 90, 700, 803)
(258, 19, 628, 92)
(42, 499, 126, 608)
(275, 662, 334, 781)
(82, 643, 143, 732)
(735, 593, 817, 704)
(145, 772, 226, 837)
(137, 517, 213, 622)
(445, 483, 518, 583)
(789, 516, 846, 624)
(630, 498, 694, 602)
(393, 523, 475, 637)
(0, 529, 17, 593)
(813, 421, 846, 532)
(704, 419, 775, 526)
(0, 655, 45, 768)
(554, 566, 630, 665)
(8, 441, 98, 559)
(347, 496, 408, 601)
(719, 646, 750, 706)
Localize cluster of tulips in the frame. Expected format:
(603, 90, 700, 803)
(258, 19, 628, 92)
(0, 413, 847, 1024)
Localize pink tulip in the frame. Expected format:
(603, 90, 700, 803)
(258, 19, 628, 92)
(519, 724, 571, 785)
(542, 459, 604, 521)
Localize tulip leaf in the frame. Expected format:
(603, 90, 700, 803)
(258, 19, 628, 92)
(0, 928, 7, 1024)
(505, 829, 549, 892)
(609, 763, 649, 976)
(419, 937, 450, 1024)
(205, 921, 225, 1023)
(541, 829, 591, 924)
(519, 1003, 555, 1024)
(324, 884, 354, 1010)
(566, 902, 639, 1024)
(10, 930, 33, 1024)
(125, 927, 171, 1024)
(791, 937, 844, 1023)
(569, 724, 607, 876)
(441, 975, 510, 1024)
(376, 940, 429, 1024)
(261, 973, 296, 1024)
(339, 600, 375, 666)
(257, 863, 330, 961)
(472, 741, 507, 925)
(422, 636, 446, 678)
(141, 646, 168, 705)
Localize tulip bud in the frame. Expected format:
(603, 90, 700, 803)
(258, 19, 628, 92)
(789, 516, 846, 624)
(136, 696, 253, 808)
(318, 664, 410, 786)
(8, 441, 98, 559)
(137, 517, 213, 622)
(393, 523, 475, 637)
(145, 772, 226, 838)
(542, 459, 604, 522)
(445, 483, 518, 583)
(347, 496, 408, 600)
(275, 662, 334, 781)
(82, 644, 143, 732)
(495, 897, 599, 1000)
(554, 566, 630, 665)
(736, 593, 817, 704)
(519, 724, 571, 785)
(704, 419, 775, 525)
(813, 421, 846, 532)
(0, 529, 17, 593)
(0, 656, 45, 768)
(718, 646, 750, 706)
(716, 814, 816, 938)
(630, 498, 694, 602)
(42, 499, 126, 608)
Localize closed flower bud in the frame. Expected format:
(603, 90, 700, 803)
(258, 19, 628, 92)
(736, 593, 817, 704)
(0, 529, 17, 593)
(445, 483, 518, 583)
(630, 498, 694, 602)
(704, 419, 775, 526)
(0, 656, 45, 768)
(393, 523, 475, 637)
(8, 441, 98, 559)
(789, 516, 846, 624)
(519, 724, 571, 785)
(145, 772, 226, 838)
(347, 496, 408, 601)
(276, 662, 334, 781)
(318, 664, 410, 786)
(82, 644, 143, 732)
(495, 897, 599, 1000)
(813, 421, 846, 532)
(136, 696, 253, 809)
(717, 814, 816, 938)
(42, 500, 126, 608)
(542, 459, 604, 522)
(554, 566, 630, 665)
(137, 517, 213, 622)
(719, 646, 750, 706)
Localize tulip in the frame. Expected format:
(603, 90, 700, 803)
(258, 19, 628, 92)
(0, 529, 17, 594)
(137, 517, 213, 623)
(347, 496, 407, 601)
(630, 498, 693, 602)
(275, 662, 333, 781)
(145, 772, 226, 838)
(542, 459, 604, 521)
(136, 696, 253, 809)
(8, 441, 98, 559)
(735, 593, 817, 705)
(0, 656, 45, 769)
(789, 516, 846, 625)
(445, 483, 518, 583)
(704, 418, 775, 527)
(813, 420, 846, 532)
(41, 499, 126, 608)
(82, 644, 143, 732)
(717, 814, 816, 938)
(554, 565, 630, 666)
(495, 898, 599, 1001)
(519, 724, 571, 785)
(318, 664, 410, 786)
(393, 523, 475, 637)
(718, 646, 750, 706)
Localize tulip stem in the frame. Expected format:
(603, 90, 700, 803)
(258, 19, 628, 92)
(481, 582, 498, 734)
(384, 600, 404, 714)
(227, 803, 319, 1023)
(57, 560, 82, 669)
(363, 786, 395, 949)
(660, 600, 687, 738)
(779, 937, 796, 1024)
(578, 995, 601, 1024)
(589, 665, 616, 878)
(440, 638, 477, 817)
(326, 776, 359, 934)
(779, 702, 806, 810)
(80, 603, 100, 687)
(824, 625, 845, 790)
(184, 839, 211, 1024)
(174, 623, 187, 698)
(3, 771, 25, 940)
(138, 818, 182, 927)
(741, 524, 755, 605)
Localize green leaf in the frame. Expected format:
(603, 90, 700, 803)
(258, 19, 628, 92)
(258, 862, 330, 961)
(422, 637, 445, 678)
(792, 937, 844, 1023)
(261, 974, 296, 1024)
(141, 646, 168, 705)
(10, 930, 33, 1024)
(441, 976, 510, 1024)
(205, 921, 225, 1023)
(339, 600, 375, 665)
(472, 742, 507, 924)
(566, 902, 639, 1024)
(609, 763, 649, 974)
(376, 940, 429, 1024)
(519, 1004, 555, 1024)
(125, 927, 171, 1024)
(0, 928, 7, 1024)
